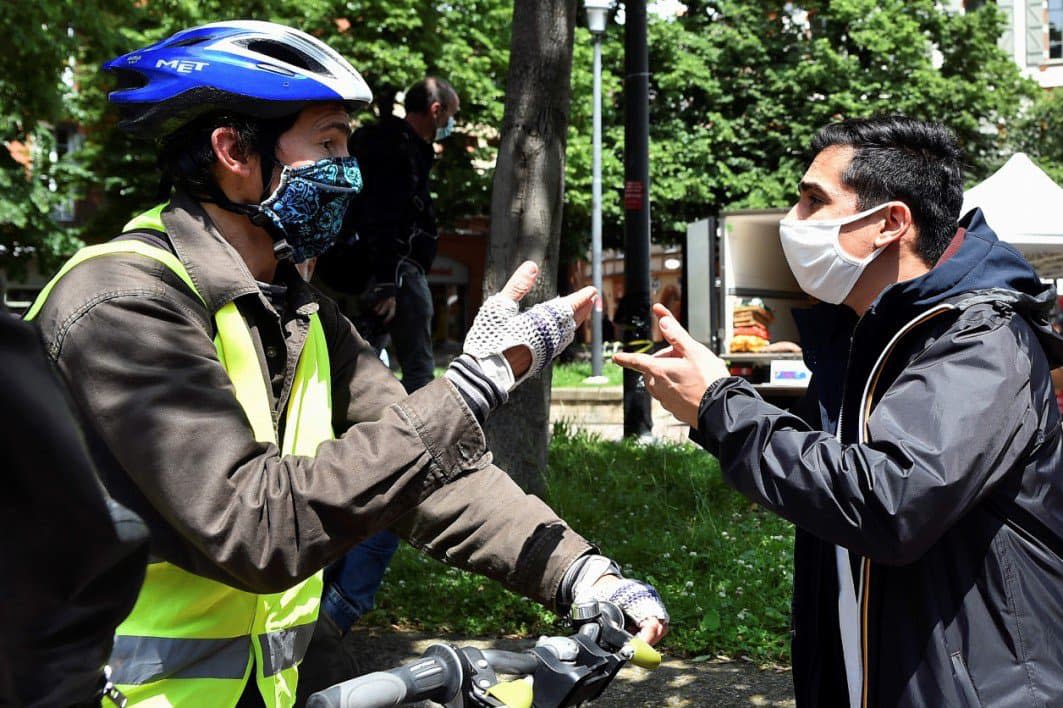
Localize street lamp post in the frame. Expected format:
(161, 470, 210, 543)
(622, 0, 653, 438)
(583, 0, 613, 385)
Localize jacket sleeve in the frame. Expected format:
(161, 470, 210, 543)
(45, 281, 491, 593)
(392, 467, 594, 609)
(44, 272, 592, 603)
(322, 299, 594, 608)
(695, 308, 1041, 565)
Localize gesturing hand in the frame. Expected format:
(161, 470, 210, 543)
(586, 574, 669, 645)
(612, 304, 730, 428)
(464, 261, 597, 389)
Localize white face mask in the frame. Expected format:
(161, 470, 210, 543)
(779, 203, 891, 304)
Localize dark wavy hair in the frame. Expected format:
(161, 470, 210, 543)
(155, 112, 299, 201)
(810, 116, 965, 266)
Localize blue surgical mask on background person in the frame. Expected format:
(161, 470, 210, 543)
(258, 156, 363, 262)
(435, 115, 455, 142)
(779, 203, 891, 304)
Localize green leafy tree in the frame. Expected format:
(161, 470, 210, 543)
(3, 1, 1035, 276)
(560, 1, 1036, 253)
(0, 1, 510, 266)
(1012, 88, 1063, 185)
(0, 1, 128, 273)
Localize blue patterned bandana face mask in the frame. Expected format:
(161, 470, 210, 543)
(258, 156, 363, 262)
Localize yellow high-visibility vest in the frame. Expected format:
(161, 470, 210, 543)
(26, 204, 334, 707)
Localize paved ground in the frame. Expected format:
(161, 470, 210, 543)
(333, 627, 796, 707)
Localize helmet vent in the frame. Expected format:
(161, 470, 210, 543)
(170, 35, 213, 48)
(111, 68, 148, 91)
(244, 39, 332, 78)
(257, 63, 296, 77)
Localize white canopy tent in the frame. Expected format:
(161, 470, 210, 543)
(962, 152, 1063, 278)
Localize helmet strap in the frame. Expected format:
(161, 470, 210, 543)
(196, 153, 295, 262)
(253, 153, 295, 261)
(259, 153, 277, 200)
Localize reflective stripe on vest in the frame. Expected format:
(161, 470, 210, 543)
(26, 204, 334, 707)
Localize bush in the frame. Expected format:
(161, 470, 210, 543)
(365, 424, 794, 665)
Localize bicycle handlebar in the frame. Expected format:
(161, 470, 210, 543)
(306, 644, 463, 708)
(480, 649, 540, 676)
(307, 600, 661, 708)
(305, 672, 407, 708)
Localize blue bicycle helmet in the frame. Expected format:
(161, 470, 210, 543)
(105, 20, 372, 137)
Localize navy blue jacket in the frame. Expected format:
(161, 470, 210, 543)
(694, 210, 1063, 707)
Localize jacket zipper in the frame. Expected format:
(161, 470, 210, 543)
(834, 313, 864, 448)
(834, 320, 860, 708)
(860, 557, 871, 708)
(851, 303, 957, 708)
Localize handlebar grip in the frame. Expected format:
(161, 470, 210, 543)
(305, 672, 407, 708)
(306, 645, 462, 708)
(625, 637, 662, 670)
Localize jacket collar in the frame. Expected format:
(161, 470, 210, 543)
(159, 191, 319, 319)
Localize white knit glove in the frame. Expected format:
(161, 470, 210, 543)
(569, 555, 670, 627)
(463, 293, 577, 391)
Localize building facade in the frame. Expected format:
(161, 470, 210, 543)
(961, 0, 1063, 88)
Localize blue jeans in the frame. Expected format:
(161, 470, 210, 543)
(321, 529, 401, 632)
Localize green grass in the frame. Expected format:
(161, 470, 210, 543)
(363, 424, 794, 666)
(550, 360, 624, 387)
(431, 361, 624, 388)
(431, 360, 624, 387)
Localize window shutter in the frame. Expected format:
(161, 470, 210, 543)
(1028, 0, 1045, 65)
(999, 0, 1015, 55)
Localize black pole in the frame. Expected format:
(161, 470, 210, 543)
(622, 0, 653, 438)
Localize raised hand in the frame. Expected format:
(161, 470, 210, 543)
(613, 304, 730, 428)
(463, 261, 597, 388)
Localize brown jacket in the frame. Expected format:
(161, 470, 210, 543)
(32, 193, 591, 607)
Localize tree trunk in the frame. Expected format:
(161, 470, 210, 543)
(483, 0, 579, 494)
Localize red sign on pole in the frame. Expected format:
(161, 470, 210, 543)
(624, 180, 644, 211)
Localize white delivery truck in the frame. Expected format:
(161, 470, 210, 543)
(685, 209, 811, 405)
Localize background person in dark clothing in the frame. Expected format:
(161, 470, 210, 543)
(348, 76, 458, 390)
(617, 116, 1063, 707)
(0, 312, 148, 707)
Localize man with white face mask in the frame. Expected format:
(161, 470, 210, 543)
(616, 116, 1063, 707)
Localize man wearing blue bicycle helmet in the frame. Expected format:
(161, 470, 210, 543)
(27, 21, 668, 708)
